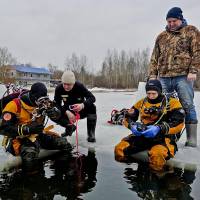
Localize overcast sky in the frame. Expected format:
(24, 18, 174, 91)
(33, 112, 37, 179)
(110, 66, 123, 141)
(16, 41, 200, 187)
(0, 0, 200, 71)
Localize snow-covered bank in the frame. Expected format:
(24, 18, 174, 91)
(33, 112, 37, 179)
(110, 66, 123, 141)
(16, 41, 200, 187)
(89, 87, 136, 93)
(89, 82, 146, 93)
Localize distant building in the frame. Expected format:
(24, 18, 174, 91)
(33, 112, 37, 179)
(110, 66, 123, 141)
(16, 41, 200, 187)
(4, 64, 52, 87)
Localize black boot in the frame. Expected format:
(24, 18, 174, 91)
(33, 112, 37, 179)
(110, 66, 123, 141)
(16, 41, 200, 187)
(87, 114, 97, 143)
(61, 124, 76, 137)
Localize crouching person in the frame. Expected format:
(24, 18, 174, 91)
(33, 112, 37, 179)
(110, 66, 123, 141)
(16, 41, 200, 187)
(115, 80, 185, 171)
(53, 70, 97, 142)
(0, 82, 72, 174)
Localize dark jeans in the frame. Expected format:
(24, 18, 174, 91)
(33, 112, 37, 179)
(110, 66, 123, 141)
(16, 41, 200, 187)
(160, 76, 197, 123)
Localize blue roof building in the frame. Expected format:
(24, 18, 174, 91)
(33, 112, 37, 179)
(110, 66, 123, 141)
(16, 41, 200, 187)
(14, 65, 51, 75)
(7, 64, 52, 86)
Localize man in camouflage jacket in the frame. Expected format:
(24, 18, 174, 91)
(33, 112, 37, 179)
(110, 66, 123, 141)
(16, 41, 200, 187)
(148, 7, 200, 147)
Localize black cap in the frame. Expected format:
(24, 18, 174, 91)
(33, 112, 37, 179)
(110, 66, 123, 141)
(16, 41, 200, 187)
(30, 82, 47, 101)
(166, 7, 183, 20)
(145, 80, 162, 94)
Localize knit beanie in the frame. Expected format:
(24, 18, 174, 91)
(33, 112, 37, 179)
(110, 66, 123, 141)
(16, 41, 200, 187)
(30, 82, 47, 101)
(166, 7, 183, 20)
(61, 70, 75, 84)
(145, 80, 162, 94)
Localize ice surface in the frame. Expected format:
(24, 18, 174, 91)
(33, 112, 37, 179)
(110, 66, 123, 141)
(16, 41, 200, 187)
(0, 83, 200, 170)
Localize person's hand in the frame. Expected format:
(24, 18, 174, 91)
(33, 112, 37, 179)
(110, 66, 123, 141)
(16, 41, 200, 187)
(142, 125, 160, 138)
(21, 122, 44, 135)
(126, 119, 135, 129)
(187, 73, 197, 81)
(66, 110, 76, 123)
(131, 125, 143, 136)
(125, 108, 135, 118)
(70, 103, 84, 112)
(46, 107, 61, 120)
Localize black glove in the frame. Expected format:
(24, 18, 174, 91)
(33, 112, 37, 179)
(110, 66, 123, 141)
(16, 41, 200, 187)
(19, 122, 44, 135)
(46, 107, 61, 121)
(158, 122, 170, 135)
(127, 118, 136, 130)
(125, 111, 133, 119)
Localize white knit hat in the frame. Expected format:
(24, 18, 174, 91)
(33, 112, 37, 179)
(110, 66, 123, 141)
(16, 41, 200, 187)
(61, 70, 75, 84)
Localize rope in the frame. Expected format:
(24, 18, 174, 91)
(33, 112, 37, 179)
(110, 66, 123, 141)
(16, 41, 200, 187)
(72, 112, 84, 182)
(74, 151, 83, 184)
(74, 112, 81, 154)
(68, 105, 83, 158)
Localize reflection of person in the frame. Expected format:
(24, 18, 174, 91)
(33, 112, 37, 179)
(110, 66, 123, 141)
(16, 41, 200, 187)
(115, 80, 185, 171)
(53, 70, 97, 142)
(0, 149, 98, 200)
(52, 148, 98, 199)
(148, 7, 200, 147)
(123, 163, 196, 199)
(0, 82, 72, 173)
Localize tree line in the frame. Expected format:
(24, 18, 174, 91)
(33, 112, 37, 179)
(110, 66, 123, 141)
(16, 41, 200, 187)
(49, 48, 150, 89)
(1, 46, 200, 89)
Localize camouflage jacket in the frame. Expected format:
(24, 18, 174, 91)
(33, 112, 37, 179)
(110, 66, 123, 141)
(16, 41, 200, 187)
(148, 25, 200, 78)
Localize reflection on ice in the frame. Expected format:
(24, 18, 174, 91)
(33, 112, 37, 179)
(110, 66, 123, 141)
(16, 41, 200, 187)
(124, 162, 196, 199)
(0, 148, 98, 200)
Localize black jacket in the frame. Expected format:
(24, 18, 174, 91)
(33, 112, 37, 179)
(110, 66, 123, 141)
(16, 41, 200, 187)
(54, 82, 95, 112)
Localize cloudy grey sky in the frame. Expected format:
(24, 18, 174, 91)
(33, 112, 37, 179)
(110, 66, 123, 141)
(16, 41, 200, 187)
(0, 0, 199, 71)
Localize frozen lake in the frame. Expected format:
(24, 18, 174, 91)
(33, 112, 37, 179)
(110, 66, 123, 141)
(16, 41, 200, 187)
(0, 88, 200, 199)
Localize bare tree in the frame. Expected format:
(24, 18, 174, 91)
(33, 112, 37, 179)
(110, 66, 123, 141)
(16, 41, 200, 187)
(64, 53, 81, 73)
(48, 63, 63, 80)
(0, 47, 17, 67)
(97, 48, 150, 89)
(64, 53, 90, 85)
(0, 47, 17, 83)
